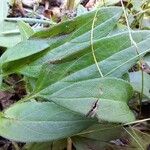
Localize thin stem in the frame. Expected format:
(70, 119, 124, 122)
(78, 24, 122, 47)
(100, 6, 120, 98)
(133, 8, 150, 16)
(1, 29, 20, 35)
(67, 137, 72, 150)
(5, 18, 56, 25)
(120, 0, 144, 107)
(124, 118, 150, 126)
(102, 0, 106, 6)
(104, 48, 150, 77)
(12, 142, 20, 150)
(91, 8, 104, 77)
(130, 127, 145, 146)
(75, 125, 121, 136)
(123, 127, 145, 150)
(140, 69, 144, 105)
(66, 0, 75, 10)
(75, 118, 150, 137)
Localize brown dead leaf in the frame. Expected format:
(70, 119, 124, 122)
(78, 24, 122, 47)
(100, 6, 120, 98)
(0, 91, 14, 110)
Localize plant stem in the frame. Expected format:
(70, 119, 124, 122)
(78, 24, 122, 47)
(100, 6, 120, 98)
(102, 0, 106, 6)
(120, 0, 144, 109)
(12, 142, 20, 150)
(124, 118, 150, 126)
(67, 0, 76, 10)
(123, 127, 145, 150)
(67, 137, 72, 150)
(91, 6, 104, 77)
(5, 18, 56, 25)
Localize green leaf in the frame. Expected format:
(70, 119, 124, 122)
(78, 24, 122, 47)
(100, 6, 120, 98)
(0, 6, 149, 142)
(129, 71, 150, 99)
(0, 22, 21, 48)
(0, 0, 8, 22)
(109, 128, 150, 150)
(127, 128, 150, 150)
(0, 101, 95, 142)
(73, 137, 108, 150)
(144, 53, 150, 66)
(32, 7, 122, 39)
(0, 7, 123, 75)
(0, 7, 137, 125)
(0, 0, 21, 47)
(73, 124, 123, 150)
(22, 64, 135, 123)
(41, 78, 135, 123)
(18, 21, 34, 41)
(0, 39, 50, 75)
(20, 30, 150, 80)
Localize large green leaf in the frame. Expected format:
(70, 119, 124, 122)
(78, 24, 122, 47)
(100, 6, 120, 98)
(20, 30, 150, 79)
(37, 77, 135, 123)
(1, 7, 150, 80)
(0, 101, 95, 142)
(0, 7, 123, 75)
(20, 65, 135, 123)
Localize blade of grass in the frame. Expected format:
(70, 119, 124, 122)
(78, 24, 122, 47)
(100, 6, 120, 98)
(5, 18, 56, 25)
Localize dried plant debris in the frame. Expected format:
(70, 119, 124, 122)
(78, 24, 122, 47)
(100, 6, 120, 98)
(0, 137, 24, 150)
(0, 91, 14, 110)
(7, 0, 96, 25)
(0, 74, 26, 110)
(8, 0, 25, 17)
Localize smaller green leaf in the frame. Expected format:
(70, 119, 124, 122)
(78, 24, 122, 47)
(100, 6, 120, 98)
(144, 54, 150, 66)
(0, 21, 21, 48)
(73, 125, 123, 150)
(110, 127, 150, 150)
(18, 21, 34, 41)
(78, 124, 123, 141)
(0, 0, 21, 47)
(0, 101, 95, 142)
(129, 71, 150, 99)
(73, 137, 107, 150)
(0, 39, 50, 75)
(127, 128, 150, 150)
